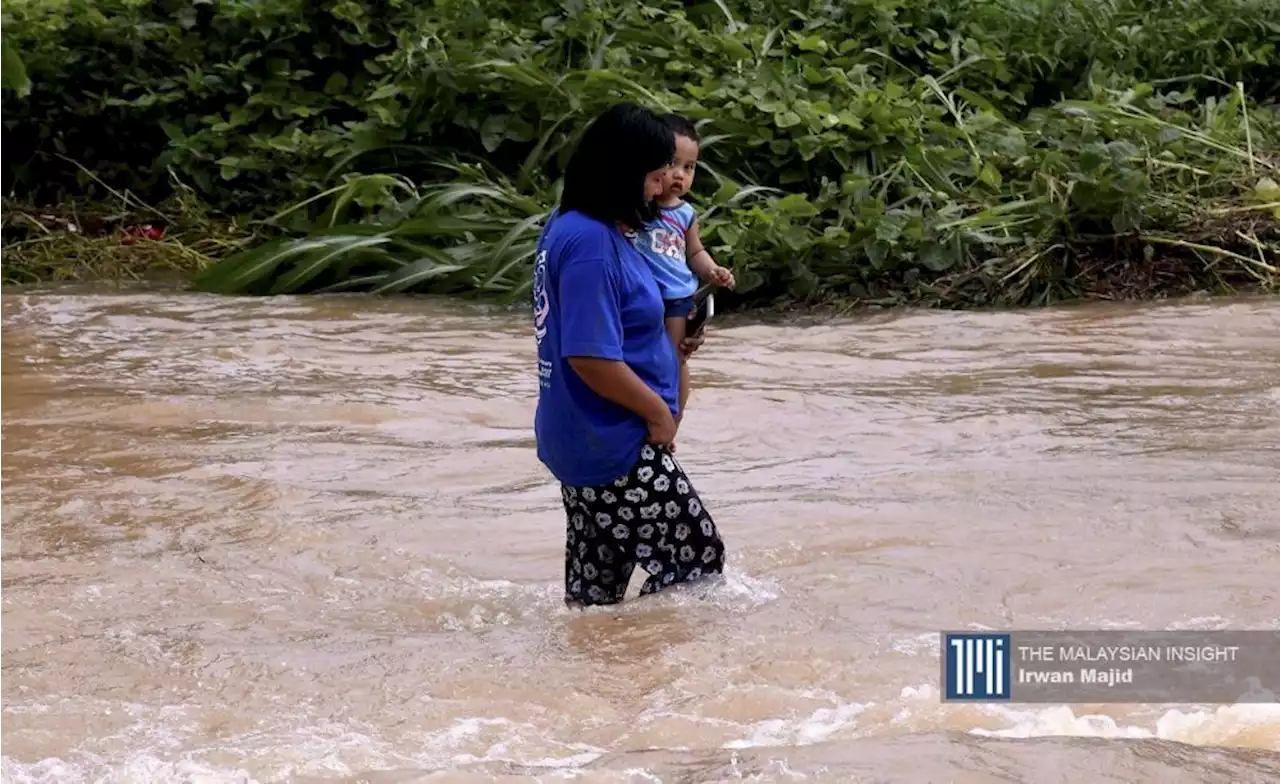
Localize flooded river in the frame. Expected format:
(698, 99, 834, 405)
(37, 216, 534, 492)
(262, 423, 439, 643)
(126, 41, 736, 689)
(2, 285, 1279, 782)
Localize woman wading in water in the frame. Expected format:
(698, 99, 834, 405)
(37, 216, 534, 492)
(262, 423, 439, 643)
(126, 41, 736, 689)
(531, 102, 727, 607)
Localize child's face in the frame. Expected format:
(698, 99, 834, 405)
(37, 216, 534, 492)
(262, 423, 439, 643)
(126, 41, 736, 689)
(665, 135, 698, 198)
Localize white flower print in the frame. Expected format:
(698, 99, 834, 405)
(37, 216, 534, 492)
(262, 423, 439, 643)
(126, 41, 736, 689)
(617, 506, 635, 521)
(597, 544, 615, 563)
(700, 518, 714, 536)
(676, 477, 689, 495)
(637, 466, 655, 484)
(624, 488, 648, 504)
(583, 563, 598, 579)
(572, 513, 585, 531)
(578, 541, 588, 556)
(641, 445, 656, 461)
(680, 545, 696, 562)
(675, 523, 690, 541)
(657, 522, 670, 536)
(601, 490, 617, 505)
(653, 474, 670, 492)
(582, 487, 596, 502)
(636, 544, 653, 558)
(689, 567, 702, 580)
(570, 578, 581, 594)
(637, 524, 655, 540)
(588, 586, 607, 602)
(664, 501, 681, 519)
(640, 503, 662, 519)
(613, 475, 629, 488)
(612, 524, 629, 540)
(595, 512, 612, 527)
(646, 559, 663, 575)
(688, 498, 702, 516)
(702, 546, 719, 563)
(662, 572, 674, 585)
(662, 454, 675, 472)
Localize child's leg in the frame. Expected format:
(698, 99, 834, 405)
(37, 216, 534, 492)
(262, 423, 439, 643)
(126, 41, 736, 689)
(679, 357, 690, 420)
(664, 313, 691, 421)
(664, 295, 697, 423)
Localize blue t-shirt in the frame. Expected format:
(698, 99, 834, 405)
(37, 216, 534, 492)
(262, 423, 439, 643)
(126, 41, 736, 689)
(623, 201, 699, 301)
(532, 209, 681, 487)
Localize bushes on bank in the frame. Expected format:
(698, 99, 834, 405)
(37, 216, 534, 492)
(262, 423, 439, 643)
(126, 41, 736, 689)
(3, 0, 1277, 304)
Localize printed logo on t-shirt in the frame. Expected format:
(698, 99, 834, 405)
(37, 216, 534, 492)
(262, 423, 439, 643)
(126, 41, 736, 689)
(532, 249, 550, 347)
(531, 248, 553, 389)
(648, 226, 685, 260)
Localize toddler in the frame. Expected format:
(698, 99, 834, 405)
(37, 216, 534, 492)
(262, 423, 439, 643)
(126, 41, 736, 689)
(625, 112, 735, 422)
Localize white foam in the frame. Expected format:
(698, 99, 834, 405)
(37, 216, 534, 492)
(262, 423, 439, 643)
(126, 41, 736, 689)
(1166, 616, 1236, 631)
(0, 756, 258, 784)
(9, 625, 1275, 784)
(972, 701, 1280, 746)
(884, 682, 1280, 751)
(402, 716, 605, 770)
(1, 708, 609, 783)
(890, 632, 937, 657)
(722, 701, 870, 749)
(699, 571, 781, 609)
(7, 688, 1277, 783)
(972, 706, 1156, 740)
(404, 566, 565, 628)
(400, 564, 781, 633)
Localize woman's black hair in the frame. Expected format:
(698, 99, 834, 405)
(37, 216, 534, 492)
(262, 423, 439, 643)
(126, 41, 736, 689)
(559, 102, 675, 230)
(662, 112, 699, 143)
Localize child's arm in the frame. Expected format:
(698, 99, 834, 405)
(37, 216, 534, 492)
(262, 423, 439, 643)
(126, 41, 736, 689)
(685, 219, 734, 288)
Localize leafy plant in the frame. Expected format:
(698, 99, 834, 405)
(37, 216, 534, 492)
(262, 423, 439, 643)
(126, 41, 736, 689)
(4, 0, 1277, 306)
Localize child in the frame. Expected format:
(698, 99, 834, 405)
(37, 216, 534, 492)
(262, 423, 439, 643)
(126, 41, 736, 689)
(625, 112, 735, 425)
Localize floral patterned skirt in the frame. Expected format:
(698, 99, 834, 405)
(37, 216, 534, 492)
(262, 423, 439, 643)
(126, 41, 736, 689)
(558, 443, 726, 606)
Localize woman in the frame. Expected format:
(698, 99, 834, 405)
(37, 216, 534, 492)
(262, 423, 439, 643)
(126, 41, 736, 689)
(531, 102, 727, 607)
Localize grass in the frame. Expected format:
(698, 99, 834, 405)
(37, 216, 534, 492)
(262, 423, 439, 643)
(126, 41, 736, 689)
(1, 168, 259, 286)
(4, 0, 1277, 308)
(171, 87, 1277, 310)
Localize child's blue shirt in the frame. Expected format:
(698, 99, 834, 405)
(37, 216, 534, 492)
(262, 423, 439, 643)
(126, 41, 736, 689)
(623, 201, 699, 301)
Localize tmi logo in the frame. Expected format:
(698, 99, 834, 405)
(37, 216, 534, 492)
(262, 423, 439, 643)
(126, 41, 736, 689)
(943, 633, 1011, 700)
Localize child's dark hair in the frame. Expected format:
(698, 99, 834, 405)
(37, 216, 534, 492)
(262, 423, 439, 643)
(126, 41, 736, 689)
(662, 113, 699, 142)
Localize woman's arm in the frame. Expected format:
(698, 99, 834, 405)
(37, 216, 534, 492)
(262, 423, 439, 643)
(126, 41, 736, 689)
(557, 247, 677, 443)
(567, 357, 672, 426)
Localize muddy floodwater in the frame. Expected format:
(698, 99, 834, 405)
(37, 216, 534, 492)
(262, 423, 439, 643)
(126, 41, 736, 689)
(2, 285, 1279, 783)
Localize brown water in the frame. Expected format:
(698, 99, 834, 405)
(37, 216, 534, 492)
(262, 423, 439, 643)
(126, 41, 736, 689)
(2, 284, 1279, 783)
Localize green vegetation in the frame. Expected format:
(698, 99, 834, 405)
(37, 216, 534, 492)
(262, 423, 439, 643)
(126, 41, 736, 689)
(3, 0, 1277, 307)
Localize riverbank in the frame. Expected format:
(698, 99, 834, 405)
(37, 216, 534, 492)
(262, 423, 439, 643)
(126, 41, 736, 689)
(5, 0, 1278, 310)
(7, 93, 1276, 308)
(1, 199, 237, 286)
(5, 193, 1276, 313)
(7, 181, 1280, 315)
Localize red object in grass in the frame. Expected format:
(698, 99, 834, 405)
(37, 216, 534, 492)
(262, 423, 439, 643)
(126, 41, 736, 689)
(121, 224, 166, 244)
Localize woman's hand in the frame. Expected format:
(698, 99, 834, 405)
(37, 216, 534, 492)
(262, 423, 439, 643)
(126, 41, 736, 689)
(568, 357, 678, 444)
(646, 408, 678, 449)
(679, 330, 705, 359)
